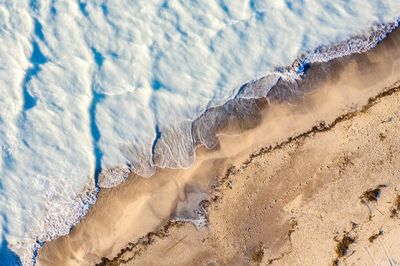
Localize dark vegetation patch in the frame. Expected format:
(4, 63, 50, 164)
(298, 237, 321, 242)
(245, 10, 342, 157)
(334, 234, 355, 258)
(390, 195, 400, 218)
(368, 229, 383, 243)
(359, 184, 386, 203)
(251, 243, 265, 264)
(97, 221, 185, 266)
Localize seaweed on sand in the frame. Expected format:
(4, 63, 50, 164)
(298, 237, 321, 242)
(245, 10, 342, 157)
(359, 184, 386, 203)
(335, 234, 355, 257)
(368, 229, 383, 243)
(390, 194, 400, 218)
(251, 243, 265, 264)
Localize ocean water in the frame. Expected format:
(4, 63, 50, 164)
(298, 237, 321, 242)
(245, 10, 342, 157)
(0, 0, 399, 265)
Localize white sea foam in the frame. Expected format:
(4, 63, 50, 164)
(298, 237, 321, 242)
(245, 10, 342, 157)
(0, 1, 399, 265)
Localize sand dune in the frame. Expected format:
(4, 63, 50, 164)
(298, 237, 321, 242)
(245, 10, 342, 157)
(38, 29, 400, 265)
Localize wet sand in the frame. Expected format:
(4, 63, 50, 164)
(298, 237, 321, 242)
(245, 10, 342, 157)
(37, 29, 400, 265)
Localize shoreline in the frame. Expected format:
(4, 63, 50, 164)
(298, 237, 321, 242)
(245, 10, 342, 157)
(37, 27, 400, 265)
(99, 82, 400, 265)
(102, 81, 400, 266)
(100, 19, 400, 185)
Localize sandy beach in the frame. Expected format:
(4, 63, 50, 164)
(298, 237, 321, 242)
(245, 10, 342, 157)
(101, 82, 400, 266)
(37, 29, 400, 265)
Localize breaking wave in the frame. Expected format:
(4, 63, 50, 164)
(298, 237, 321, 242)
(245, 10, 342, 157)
(103, 19, 400, 184)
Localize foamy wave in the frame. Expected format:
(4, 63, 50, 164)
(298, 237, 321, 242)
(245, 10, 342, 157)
(13, 185, 98, 266)
(102, 18, 400, 185)
(298, 19, 400, 67)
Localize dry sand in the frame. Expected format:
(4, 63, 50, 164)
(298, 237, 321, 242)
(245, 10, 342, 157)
(38, 29, 400, 265)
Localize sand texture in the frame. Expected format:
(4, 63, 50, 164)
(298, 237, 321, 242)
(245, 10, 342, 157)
(38, 30, 400, 265)
(105, 84, 400, 266)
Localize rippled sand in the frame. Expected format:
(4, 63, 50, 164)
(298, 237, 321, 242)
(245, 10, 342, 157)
(38, 29, 400, 265)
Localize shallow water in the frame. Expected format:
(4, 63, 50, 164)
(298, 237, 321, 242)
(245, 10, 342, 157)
(0, 1, 399, 265)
